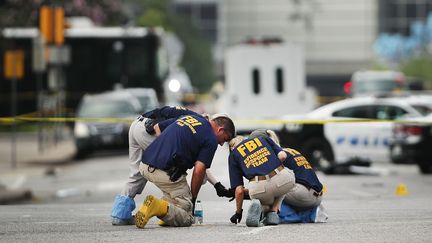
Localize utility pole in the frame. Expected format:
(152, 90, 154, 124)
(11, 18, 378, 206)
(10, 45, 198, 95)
(38, 5, 68, 148)
(4, 50, 24, 169)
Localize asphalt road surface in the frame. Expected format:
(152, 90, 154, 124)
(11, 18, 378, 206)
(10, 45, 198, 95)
(1, 145, 432, 242)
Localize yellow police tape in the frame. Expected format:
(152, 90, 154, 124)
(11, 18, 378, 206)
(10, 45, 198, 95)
(0, 117, 134, 124)
(1, 117, 431, 125)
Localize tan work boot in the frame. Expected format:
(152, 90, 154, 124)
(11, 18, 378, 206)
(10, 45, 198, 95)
(135, 195, 168, 229)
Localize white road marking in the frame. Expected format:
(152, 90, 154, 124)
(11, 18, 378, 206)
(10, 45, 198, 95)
(238, 226, 275, 235)
(96, 180, 125, 191)
(56, 188, 81, 198)
(348, 189, 375, 197)
(34, 221, 76, 224)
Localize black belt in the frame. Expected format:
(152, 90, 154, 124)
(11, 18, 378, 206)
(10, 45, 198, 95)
(144, 163, 157, 173)
(249, 165, 285, 182)
(138, 115, 145, 122)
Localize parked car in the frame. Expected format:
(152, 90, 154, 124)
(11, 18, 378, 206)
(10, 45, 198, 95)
(390, 114, 432, 174)
(400, 94, 432, 116)
(117, 88, 159, 114)
(277, 96, 426, 169)
(73, 88, 159, 159)
(345, 70, 406, 97)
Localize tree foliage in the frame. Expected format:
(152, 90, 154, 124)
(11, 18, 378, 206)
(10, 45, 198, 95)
(169, 15, 215, 92)
(0, 0, 125, 28)
(400, 56, 432, 89)
(0, 0, 216, 92)
(134, 0, 215, 92)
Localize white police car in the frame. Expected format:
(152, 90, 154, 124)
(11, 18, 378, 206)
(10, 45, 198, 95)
(390, 114, 432, 174)
(277, 96, 426, 169)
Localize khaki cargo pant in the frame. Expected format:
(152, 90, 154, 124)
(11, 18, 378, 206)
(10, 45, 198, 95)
(139, 163, 194, 227)
(121, 118, 156, 198)
(283, 183, 323, 211)
(248, 168, 295, 213)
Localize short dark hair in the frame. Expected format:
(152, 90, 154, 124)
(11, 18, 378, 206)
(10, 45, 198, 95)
(212, 115, 235, 140)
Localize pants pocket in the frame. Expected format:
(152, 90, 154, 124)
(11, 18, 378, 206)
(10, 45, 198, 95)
(249, 181, 266, 197)
(275, 170, 294, 188)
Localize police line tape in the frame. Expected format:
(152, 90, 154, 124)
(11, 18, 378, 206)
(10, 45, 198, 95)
(0, 117, 134, 124)
(1, 117, 431, 125)
(233, 119, 432, 126)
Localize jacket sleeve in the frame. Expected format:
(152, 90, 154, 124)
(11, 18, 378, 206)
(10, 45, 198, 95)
(142, 106, 198, 119)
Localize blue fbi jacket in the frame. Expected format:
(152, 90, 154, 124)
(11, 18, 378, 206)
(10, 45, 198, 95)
(228, 136, 284, 189)
(142, 106, 199, 132)
(142, 114, 218, 170)
(142, 106, 197, 120)
(283, 148, 323, 192)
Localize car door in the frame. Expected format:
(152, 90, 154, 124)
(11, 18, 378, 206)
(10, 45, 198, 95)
(324, 105, 401, 164)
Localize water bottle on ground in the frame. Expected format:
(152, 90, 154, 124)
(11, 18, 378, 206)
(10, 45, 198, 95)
(194, 200, 203, 224)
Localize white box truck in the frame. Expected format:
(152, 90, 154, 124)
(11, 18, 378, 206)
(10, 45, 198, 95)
(220, 42, 316, 132)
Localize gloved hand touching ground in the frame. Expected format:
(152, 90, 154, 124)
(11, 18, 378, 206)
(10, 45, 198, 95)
(230, 209, 243, 224)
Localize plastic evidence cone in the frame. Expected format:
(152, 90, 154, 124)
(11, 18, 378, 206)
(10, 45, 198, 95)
(395, 183, 409, 196)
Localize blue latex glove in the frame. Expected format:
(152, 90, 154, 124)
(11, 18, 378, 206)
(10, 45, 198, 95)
(111, 195, 136, 220)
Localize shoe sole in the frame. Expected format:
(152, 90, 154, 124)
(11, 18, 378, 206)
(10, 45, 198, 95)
(246, 200, 263, 227)
(112, 217, 134, 226)
(135, 195, 155, 229)
(265, 212, 279, 225)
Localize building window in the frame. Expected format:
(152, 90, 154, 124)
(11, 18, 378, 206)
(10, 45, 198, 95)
(275, 67, 284, 93)
(252, 68, 260, 94)
(173, 2, 218, 43)
(379, 0, 432, 36)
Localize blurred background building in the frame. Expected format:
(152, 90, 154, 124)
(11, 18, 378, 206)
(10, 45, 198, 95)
(171, 0, 432, 97)
(2, 0, 432, 117)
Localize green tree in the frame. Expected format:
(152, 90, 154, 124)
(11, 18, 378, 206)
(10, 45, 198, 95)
(135, 0, 215, 92)
(0, 0, 215, 92)
(137, 8, 168, 29)
(400, 56, 432, 89)
(0, 0, 125, 28)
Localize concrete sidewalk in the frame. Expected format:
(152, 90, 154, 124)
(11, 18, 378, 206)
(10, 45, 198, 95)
(0, 129, 76, 204)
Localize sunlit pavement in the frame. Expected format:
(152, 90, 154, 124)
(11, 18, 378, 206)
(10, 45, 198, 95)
(1, 141, 432, 242)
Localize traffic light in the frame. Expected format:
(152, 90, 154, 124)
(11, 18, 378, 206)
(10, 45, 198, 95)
(54, 7, 65, 46)
(39, 6, 53, 43)
(39, 6, 65, 45)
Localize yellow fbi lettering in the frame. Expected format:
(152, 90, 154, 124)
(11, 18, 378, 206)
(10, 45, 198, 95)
(237, 138, 263, 157)
(285, 148, 313, 169)
(176, 115, 202, 134)
(285, 148, 301, 156)
(244, 147, 271, 168)
(236, 138, 271, 168)
(295, 156, 312, 169)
